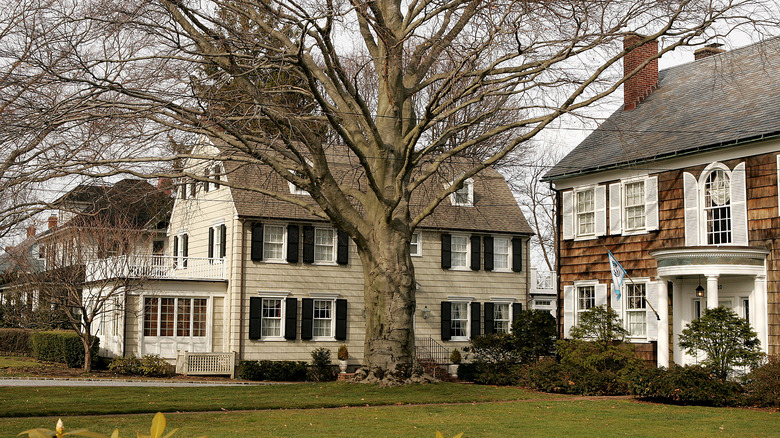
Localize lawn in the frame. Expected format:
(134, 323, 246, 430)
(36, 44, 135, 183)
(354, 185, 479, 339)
(0, 356, 44, 369)
(3, 383, 779, 437)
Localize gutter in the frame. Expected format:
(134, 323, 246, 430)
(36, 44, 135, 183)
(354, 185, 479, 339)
(238, 218, 247, 361)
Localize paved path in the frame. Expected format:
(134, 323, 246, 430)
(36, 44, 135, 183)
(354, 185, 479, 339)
(0, 378, 281, 387)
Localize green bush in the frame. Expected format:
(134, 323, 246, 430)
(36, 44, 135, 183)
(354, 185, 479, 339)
(308, 347, 335, 382)
(108, 354, 174, 377)
(0, 328, 33, 355)
(237, 360, 308, 381)
(744, 354, 780, 407)
(30, 330, 99, 368)
(627, 364, 744, 407)
(108, 355, 140, 375)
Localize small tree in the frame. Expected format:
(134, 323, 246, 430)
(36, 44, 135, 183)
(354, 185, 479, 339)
(679, 306, 763, 380)
(511, 309, 557, 363)
(569, 305, 628, 349)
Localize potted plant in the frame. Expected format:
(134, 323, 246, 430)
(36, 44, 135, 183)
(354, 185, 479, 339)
(449, 348, 462, 377)
(337, 344, 349, 373)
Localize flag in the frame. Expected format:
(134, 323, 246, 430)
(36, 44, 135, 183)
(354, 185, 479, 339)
(608, 250, 626, 301)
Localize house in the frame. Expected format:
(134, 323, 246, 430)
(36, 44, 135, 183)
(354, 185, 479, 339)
(89, 143, 534, 367)
(542, 35, 780, 367)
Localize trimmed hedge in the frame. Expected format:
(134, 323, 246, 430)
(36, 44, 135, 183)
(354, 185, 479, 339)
(0, 328, 33, 356)
(627, 364, 744, 407)
(108, 354, 174, 377)
(237, 360, 308, 381)
(30, 330, 99, 368)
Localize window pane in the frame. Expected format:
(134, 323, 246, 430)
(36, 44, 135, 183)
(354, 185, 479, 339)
(143, 298, 158, 336)
(313, 300, 333, 337)
(262, 298, 282, 337)
(625, 181, 646, 230)
(705, 170, 732, 244)
(159, 298, 175, 336)
(577, 286, 595, 311)
(193, 299, 207, 337)
(315, 229, 334, 262)
(451, 302, 468, 337)
(494, 303, 510, 333)
(451, 236, 468, 267)
(264, 225, 285, 260)
(177, 298, 191, 337)
(410, 233, 419, 255)
(577, 189, 595, 235)
(494, 238, 509, 269)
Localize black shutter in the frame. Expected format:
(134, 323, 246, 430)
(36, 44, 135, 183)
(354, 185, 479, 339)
(173, 236, 179, 268)
(182, 234, 189, 267)
(220, 224, 227, 258)
(208, 227, 214, 259)
(301, 298, 313, 340)
(483, 236, 494, 271)
(287, 225, 299, 263)
(512, 302, 523, 323)
(470, 235, 481, 271)
(284, 298, 297, 340)
(250, 223, 263, 261)
(249, 297, 262, 339)
(441, 234, 451, 270)
(512, 237, 523, 272)
(484, 302, 495, 334)
(440, 301, 452, 341)
(335, 299, 348, 340)
(471, 302, 481, 338)
(203, 168, 210, 192)
(214, 165, 221, 189)
(337, 230, 349, 265)
(302, 226, 315, 263)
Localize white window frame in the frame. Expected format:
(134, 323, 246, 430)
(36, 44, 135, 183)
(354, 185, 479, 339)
(260, 295, 286, 340)
(699, 163, 733, 245)
(574, 280, 599, 325)
(493, 236, 512, 271)
(142, 296, 208, 338)
(174, 231, 188, 269)
(574, 186, 596, 238)
(623, 179, 646, 232)
(263, 224, 287, 262)
(311, 298, 336, 341)
(450, 234, 470, 270)
(314, 227, 337, 264)
(448, 297, 472, 341)
(209, 223, 225, 264)
(623, 281, 648, 339)
(212, 164, 222, 190)
(449, 178, 474, 207)
(490, 298, 515, 334)
(410, 232, 422, 257)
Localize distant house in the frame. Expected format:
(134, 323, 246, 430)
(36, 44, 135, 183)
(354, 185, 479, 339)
(543, 36, 780, 366)
(88, 142, 534, 366)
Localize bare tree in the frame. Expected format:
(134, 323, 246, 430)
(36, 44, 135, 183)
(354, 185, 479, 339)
(8, 0, 780, 382)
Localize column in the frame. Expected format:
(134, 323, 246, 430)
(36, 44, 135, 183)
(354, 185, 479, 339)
(671, 279, 682, 365)
(754, 275, 768, 354)
(656, 278, 669, 368)
(706, 274, 719, 309)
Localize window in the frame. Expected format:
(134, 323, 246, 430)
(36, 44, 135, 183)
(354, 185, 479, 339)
(209, 224, 226, 262)
(173, 232, 188, 268)
(450, 178, 474, 206)
(312, 299, 334, 338)
(577, 285, 595, 318)
(263, 225, 286, 261)
(451, 235, 469, 268)
(410, 232, 422, 257)
(493, 237, 510, 270)
(625, 283, 646, 337)
(536, 300, 552, 306)
(624, 181, 645, 230)
(203, 168, 211, 192)
(576, 188, 595, 236)
(451, 302, 469, 339)
(742, 297, 750, 320)
(314, 228, 335, 263)
(493, 303, 511, 333)
(189, 179, 197, 198)
(143, 297, 207, 337)
(212, 164, 221, 190)
(704, 169, 731, 244)
(261, 298, 283, 338)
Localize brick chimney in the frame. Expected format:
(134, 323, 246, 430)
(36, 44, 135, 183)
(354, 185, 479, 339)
(623, 33, 659, 111)
(48, 215, 58, 230)
(694, 43, 726, 60)
(157, 177, 173, 196)
(26, 226, 36, 238)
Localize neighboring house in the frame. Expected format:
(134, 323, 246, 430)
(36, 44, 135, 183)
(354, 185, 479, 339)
(529, 268, 557, 319)
(543, 35, 780, 367)
(89, 143, 534, 365)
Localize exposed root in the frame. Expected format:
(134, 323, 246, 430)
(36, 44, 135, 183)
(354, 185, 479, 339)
(350, 364, 439, 386)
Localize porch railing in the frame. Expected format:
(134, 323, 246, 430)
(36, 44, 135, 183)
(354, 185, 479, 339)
(85, 255, 226, 282)
(415, 336, 450, 366)
(176, 351, 236, 378)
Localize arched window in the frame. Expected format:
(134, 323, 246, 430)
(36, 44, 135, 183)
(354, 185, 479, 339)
(703, 168, 731, 244)
(683, 161, 747, 246)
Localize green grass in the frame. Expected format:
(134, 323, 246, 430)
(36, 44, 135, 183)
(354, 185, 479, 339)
(0, 382, 557, 417)
(0, 357, 43, 369)
(6, 399, 780, 437)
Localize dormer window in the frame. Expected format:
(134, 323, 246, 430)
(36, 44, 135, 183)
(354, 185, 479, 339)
(450, 178, 474, 206)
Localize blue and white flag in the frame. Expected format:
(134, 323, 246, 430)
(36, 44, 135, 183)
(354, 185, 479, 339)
(608, 250, 626, 301)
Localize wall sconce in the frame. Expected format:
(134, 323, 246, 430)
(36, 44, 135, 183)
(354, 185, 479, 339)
(695, 275, 705, 297)
(421, 306, 432, 320)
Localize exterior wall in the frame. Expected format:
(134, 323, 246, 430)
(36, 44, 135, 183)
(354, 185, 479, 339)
(556, 146, 780, 356)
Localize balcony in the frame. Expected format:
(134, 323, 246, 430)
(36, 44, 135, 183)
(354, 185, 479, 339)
(86, 255, 226, 282)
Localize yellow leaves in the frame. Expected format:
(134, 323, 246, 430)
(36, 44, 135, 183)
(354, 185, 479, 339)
(435, 432, 464, 438)
(136, 413, 178, 438)
(19, 413, 199, 438)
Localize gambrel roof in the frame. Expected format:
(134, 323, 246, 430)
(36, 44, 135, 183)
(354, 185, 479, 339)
(544, 37, 780, 181)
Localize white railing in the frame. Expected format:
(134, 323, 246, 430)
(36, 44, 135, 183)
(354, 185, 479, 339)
(176, 351, 236, 378)
(530, 268, 556, 294)
(86, 255, 226, 282)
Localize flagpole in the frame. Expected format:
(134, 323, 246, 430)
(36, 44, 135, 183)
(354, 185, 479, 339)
(604, 246, 660, 321)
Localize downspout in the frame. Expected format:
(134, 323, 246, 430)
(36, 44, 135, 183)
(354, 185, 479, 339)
(238, 218, 247, 360)
(121, 291, 127, 357)
(525, 236, 531, 310)
(551, 182, 563, 339)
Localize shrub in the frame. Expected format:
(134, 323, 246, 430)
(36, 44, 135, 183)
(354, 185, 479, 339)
(679, 306, 763, 380)
(627, 364, 744, 407)
(337, 344, 349, 361)
(308, 347, 335, 382)
(0, 328, 33, 355)
(30, 330, 99, 368)
(237, 360, 308, 381)
(108, 354, 174, 377)
(511, 309, 557, 362)
(450, 348, 461, 364)
(108, 355, 140, 375)
(569, 305, 628, 347)
(743, 354, 780, 407)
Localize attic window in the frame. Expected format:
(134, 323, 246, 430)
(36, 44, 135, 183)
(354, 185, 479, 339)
(450, 178, 474, 207)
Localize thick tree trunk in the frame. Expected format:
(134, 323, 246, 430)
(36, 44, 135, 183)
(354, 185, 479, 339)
(357, 223, 419, 384)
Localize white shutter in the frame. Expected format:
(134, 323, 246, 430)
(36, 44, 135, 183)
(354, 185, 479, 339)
(645, 176, 659, 231)
(683, 172, 699, 246)
(595, 185, 607, 237)
(609, 183, 622, 235)
(645, 282, 659, 341)
(731, 162, 748, 245)
(563, 285, 575, 338)
(595, 283, 608, 307)
(562, 191, 574, 240)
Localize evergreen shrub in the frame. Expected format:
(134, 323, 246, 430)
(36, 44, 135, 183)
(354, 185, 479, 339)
(627, 364, 744, 407)
(744, 355, 780, 407)
(237, 360, 308, 381)
(0, 328, 33, 355)
(30, 330, 99, 368)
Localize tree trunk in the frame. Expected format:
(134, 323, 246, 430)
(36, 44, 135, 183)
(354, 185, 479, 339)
(81, 321, 92, 372)
(357, 223, 418, 384)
